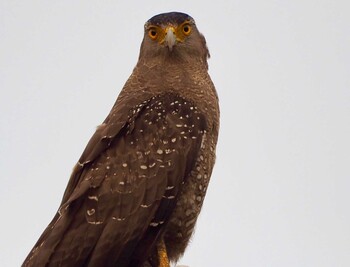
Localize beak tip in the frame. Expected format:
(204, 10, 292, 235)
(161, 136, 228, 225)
(167, 43, 174, 52)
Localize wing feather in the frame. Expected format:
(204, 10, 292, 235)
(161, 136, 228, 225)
(23, 93, 205, 267)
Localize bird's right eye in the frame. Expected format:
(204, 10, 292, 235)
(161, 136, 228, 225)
(148, 28, 158, 40)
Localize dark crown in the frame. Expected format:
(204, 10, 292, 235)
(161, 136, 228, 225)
(146, 12, 194, 27)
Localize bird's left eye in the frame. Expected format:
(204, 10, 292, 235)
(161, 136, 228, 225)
(182, 24, 192, 35)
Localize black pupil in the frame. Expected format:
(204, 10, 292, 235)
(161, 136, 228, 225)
(184, 26, 189, 32)
(151, 30, 156, 36)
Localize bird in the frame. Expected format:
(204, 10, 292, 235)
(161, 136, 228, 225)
(23, 11, 219, 267)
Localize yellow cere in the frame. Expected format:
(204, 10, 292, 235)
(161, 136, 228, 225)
(147, 21, 192, 43)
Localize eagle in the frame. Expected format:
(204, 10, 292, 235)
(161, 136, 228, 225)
(23, 12, 219, 267)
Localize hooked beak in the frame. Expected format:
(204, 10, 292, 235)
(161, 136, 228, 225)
(165, 27, 176, 51)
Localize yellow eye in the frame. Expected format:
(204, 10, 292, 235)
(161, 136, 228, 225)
(182, 24, 192, 35)
(148, 27, 158, 40)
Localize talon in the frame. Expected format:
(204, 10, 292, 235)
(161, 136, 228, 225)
(157, 239, 170, 267)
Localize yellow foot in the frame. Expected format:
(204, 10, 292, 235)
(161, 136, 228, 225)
(157, 239, 170, 267)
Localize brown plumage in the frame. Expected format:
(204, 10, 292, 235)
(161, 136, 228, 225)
(23, 12, 219, 267)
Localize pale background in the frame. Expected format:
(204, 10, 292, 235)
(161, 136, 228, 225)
(1, 1, 349, 266)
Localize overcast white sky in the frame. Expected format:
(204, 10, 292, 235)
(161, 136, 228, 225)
(1, 1, 349, 266)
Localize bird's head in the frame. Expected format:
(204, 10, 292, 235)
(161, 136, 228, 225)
(139, 12, 210, 67)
